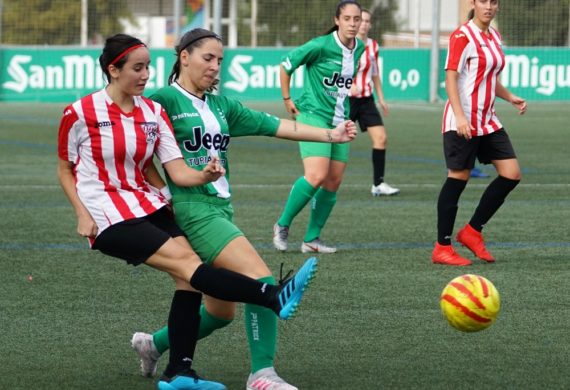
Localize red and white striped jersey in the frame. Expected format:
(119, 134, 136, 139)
(442, 20, 506, 135)
(350, 38, 379, 98)
(58, 89, 182, 236)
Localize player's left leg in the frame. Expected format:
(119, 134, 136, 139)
(213, 236, 299, 390)
(458, 130, 521, 262)
(368, 125, 399, 196)
(303, 155, 347, 253)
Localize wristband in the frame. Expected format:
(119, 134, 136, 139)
(283, 96, 291, 100)
(159, 186, 172, 201)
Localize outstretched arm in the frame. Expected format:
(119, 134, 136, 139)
(275, 119, 357, 143)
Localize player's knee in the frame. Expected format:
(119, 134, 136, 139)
(206, 301, 237, 321)
(305, 172, 327, 187)
(167, 250, 203, 282)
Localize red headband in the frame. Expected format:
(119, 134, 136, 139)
(109, 43, 146, 66)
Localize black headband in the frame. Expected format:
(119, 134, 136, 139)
(179, 33, 221, 53)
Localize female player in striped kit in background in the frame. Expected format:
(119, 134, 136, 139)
(57, 33, 318, 390)
(273, 0, 365, 254)
(431, 0, 527, 266)
(349, 8, 400, 197)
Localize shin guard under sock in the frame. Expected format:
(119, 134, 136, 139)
(190, 264, 279, 313)
(163, 290, 202, 378)
(437, 177, 467, 245)
(469, 176, 520, 231)
(372, 149, 386, 186)
(245, 276, 278, 373)
(304, 188, 337, 242)
(278, 176, 317, 227)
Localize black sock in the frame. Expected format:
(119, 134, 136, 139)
(469, 176, 520, 231)
(372, 149, 386, 186)
(437, 177, 467, 245)
(164, 290, 202, 378)
(190, 264, 279, 313)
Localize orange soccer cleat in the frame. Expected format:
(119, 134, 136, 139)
(432, 243, 472, 266)
(456, 224, 495, 262)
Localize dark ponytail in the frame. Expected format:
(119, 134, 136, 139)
(467, 9, 474, 20)
(324, 0, 362, 35)
(168, 28, 222, 86)
(99, 34, 145, 83)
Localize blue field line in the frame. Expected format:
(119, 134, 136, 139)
(255, 241, 568, 251)
(0, 242, 88, 250)
(0, 139, 56, 150)
(1, 241, 569, 252)
(0, 115, 59, 126)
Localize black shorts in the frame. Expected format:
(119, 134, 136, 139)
(349, 96, 383, 131)
(92, 207, 185, 266)
(443, 128, 517, 170)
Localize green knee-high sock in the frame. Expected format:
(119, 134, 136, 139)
(304, 188, 337, 242)
(277, 176, 318, 227)
(245, 276, 278, 373)
(152, 305, 233, 354)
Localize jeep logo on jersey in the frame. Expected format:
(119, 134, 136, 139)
(182, 126, 230, 152)
(323, 72, 353, 89)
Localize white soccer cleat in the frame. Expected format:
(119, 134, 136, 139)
(371, 182, 400, 196)
(131, 332, 161, 377)
(246, 367, 298, 390)
(273, 223, 289, 251)
(301, 238, 337, 254)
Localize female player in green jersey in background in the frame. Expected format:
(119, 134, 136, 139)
(273, 0, 364, 254)
(131, 28, 357, 390)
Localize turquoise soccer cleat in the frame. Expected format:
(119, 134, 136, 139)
(277, 257, 318, 320)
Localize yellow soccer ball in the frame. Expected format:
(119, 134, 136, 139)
(440, 274, 500, 332)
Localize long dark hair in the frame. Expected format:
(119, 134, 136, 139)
(168, 28, 222, 87)
(467, 9, 474, 20)
(324, 0, 362, 35)
(99, 34, 145, 83)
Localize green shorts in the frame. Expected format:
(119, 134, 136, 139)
(173, 194, 243, 265)
(297, 113, 350, 163)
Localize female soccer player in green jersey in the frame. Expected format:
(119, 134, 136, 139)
(273, 0, 365, 254)
(131, 28, 357, 390)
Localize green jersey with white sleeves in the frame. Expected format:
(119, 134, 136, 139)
(150, 83, 280, 199)
(282, 31, 364, 128)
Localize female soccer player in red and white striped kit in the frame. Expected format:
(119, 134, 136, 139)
(57, 33, 318, 390)
(432, 0, 527, 266)
(349, 8, 400, 197)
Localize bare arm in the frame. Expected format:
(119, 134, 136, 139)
(445, 69, 474, 140)
(144, 161, 173, 200)
(280, 65, 299, 117)
(372, 74, 389, 117)
(496, 80, 527, 115)
(57, 159, 98, 238)
(275, 119, 357, 143)
(145, 160, 167, 188)
(162, 156, 225, 187)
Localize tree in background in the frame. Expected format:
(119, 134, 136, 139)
(1, 0, 133, 45)
(237, 0, 399, 47)
(498, 0, 569, 46)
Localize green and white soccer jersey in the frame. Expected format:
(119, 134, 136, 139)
(282, 31, 364, 128)
(150, 83, 280, 199)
